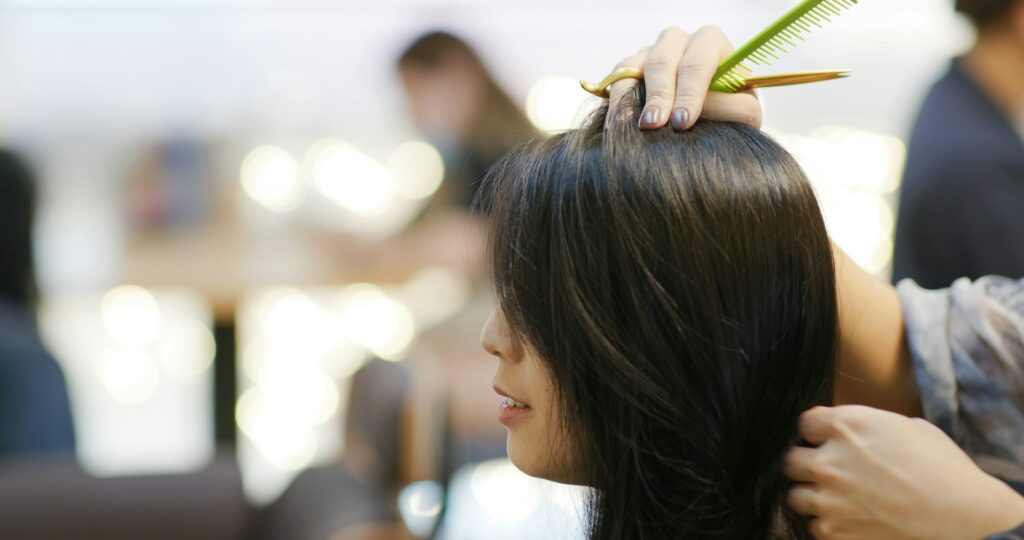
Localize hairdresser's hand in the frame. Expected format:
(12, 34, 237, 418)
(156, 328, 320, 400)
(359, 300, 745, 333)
(785, 405, 1024, 540)
(608, 26, 761, 131)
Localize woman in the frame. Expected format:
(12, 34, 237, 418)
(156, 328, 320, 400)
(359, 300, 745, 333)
(478, 82, 839, 538)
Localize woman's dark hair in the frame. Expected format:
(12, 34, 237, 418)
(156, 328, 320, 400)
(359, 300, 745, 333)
(956, 0, 1018, 28)
(0, 149, 40, 308)
(477, 85, 838, 539)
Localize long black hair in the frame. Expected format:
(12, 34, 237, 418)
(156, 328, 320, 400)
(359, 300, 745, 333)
(0, 149, 40, 308)
(477, 84, 838, 539)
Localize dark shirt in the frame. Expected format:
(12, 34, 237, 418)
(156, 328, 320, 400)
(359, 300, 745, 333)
(0, 300, 75, 456)
(893, 61, 1024, 288)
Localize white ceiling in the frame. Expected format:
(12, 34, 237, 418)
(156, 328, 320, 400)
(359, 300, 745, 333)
(0, 0, 971, 146)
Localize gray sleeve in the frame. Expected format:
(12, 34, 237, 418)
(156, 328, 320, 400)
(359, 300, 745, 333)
(898, 277, 1024, 486)
(987, 521, 1024, 540)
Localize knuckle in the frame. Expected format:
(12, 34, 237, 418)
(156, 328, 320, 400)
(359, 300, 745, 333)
(646, 89, 675, 103)
(803, 495, 822, 516)
(648, 89, 675, 105)
(673, 89, 702, 107)
(807, 461, 839, 484)
(677, 62, 712, 81)
(830, 410, 861, 435)
(830, 421, 857, 442)
(810, 519, 835, 539)
(735, 111, 761, 128)
(658, 26, 686, 41)
(801, 406, 826, 424)
(695, 24, 725, 39)
(644, 55, 677, 74)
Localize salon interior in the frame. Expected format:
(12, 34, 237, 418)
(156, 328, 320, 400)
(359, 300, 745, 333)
(0, 0, 1003, 539)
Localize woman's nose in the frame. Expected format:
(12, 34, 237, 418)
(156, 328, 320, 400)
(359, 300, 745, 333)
(480, 309, 502, 358)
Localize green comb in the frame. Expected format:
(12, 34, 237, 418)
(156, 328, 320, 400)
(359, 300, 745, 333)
(710, 0, 859, 93)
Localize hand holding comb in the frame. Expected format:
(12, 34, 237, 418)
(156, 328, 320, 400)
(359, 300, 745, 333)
(581, 0, 859, 97)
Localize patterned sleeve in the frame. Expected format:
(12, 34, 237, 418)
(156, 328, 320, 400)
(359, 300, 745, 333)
(987, 522, 1024, 540)
(898, 276, 1024, 488)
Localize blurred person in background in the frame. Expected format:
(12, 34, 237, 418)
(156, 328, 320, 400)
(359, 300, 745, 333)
(0, 149, 76, 456)
(893, 0, 1024, 287)
(393, 29, 542, 479)
(397, 31, 535, 210)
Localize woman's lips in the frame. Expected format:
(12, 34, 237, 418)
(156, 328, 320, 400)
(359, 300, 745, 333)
(494, 386, 532, 426)
(497, 396, 532, 426)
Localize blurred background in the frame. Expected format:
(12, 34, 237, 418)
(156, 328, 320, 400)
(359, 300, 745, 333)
(0, 0, 980, 538)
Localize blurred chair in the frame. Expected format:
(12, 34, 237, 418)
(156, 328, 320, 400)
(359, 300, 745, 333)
(0, 452, 249, 540)
(252, 464, 405, 540)
(253, 359, 417, 540)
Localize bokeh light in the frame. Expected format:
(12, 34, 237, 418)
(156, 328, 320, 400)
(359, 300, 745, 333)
(240, 145, 305, 212)
(771, 125, 907, 276)
(157, 319, 216, 380)
(102, 285, 162, 347)
(397, 266, 472, 330)
(238, 286, 377, 502)
(526, 75, 599, 132)
(257, 288, 336, 360)
(100, 348, 161, 405)
(469, 459, 541, 522)
(388, 141, 445, 200)
(398, 481, 444, 538)
(311, 140, 397, 217)
(43, 288, 216, 476)
(335, 283, 416, 361)
(236, 388, 319, 472)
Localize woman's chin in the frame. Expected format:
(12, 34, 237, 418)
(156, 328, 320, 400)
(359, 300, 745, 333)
(507, 435, 587, 485)
(506, 434, 553, 480)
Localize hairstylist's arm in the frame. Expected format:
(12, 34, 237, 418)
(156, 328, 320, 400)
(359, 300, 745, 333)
(607, 26, 761, 130)
(785, 405, 1024, 540)
(831, 246, 922, 417)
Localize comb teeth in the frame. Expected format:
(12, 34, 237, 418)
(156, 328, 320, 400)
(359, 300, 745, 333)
(710, 0, 858, 93)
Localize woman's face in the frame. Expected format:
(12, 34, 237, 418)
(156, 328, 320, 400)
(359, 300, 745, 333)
(399, 60, 485, 145)
(480, 308, 580, 484)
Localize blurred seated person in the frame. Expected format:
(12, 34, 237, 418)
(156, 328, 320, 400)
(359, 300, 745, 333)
(0, 149, 76, 456)
(394, 30, 542, 474)
(348, 31, 537, 277)
(398, 31, 536, 210)
(893, 0, 1024, 287)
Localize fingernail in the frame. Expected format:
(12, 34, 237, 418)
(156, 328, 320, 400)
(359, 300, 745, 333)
(670, 108, 690, 131)
(639, 107, 660, 129)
